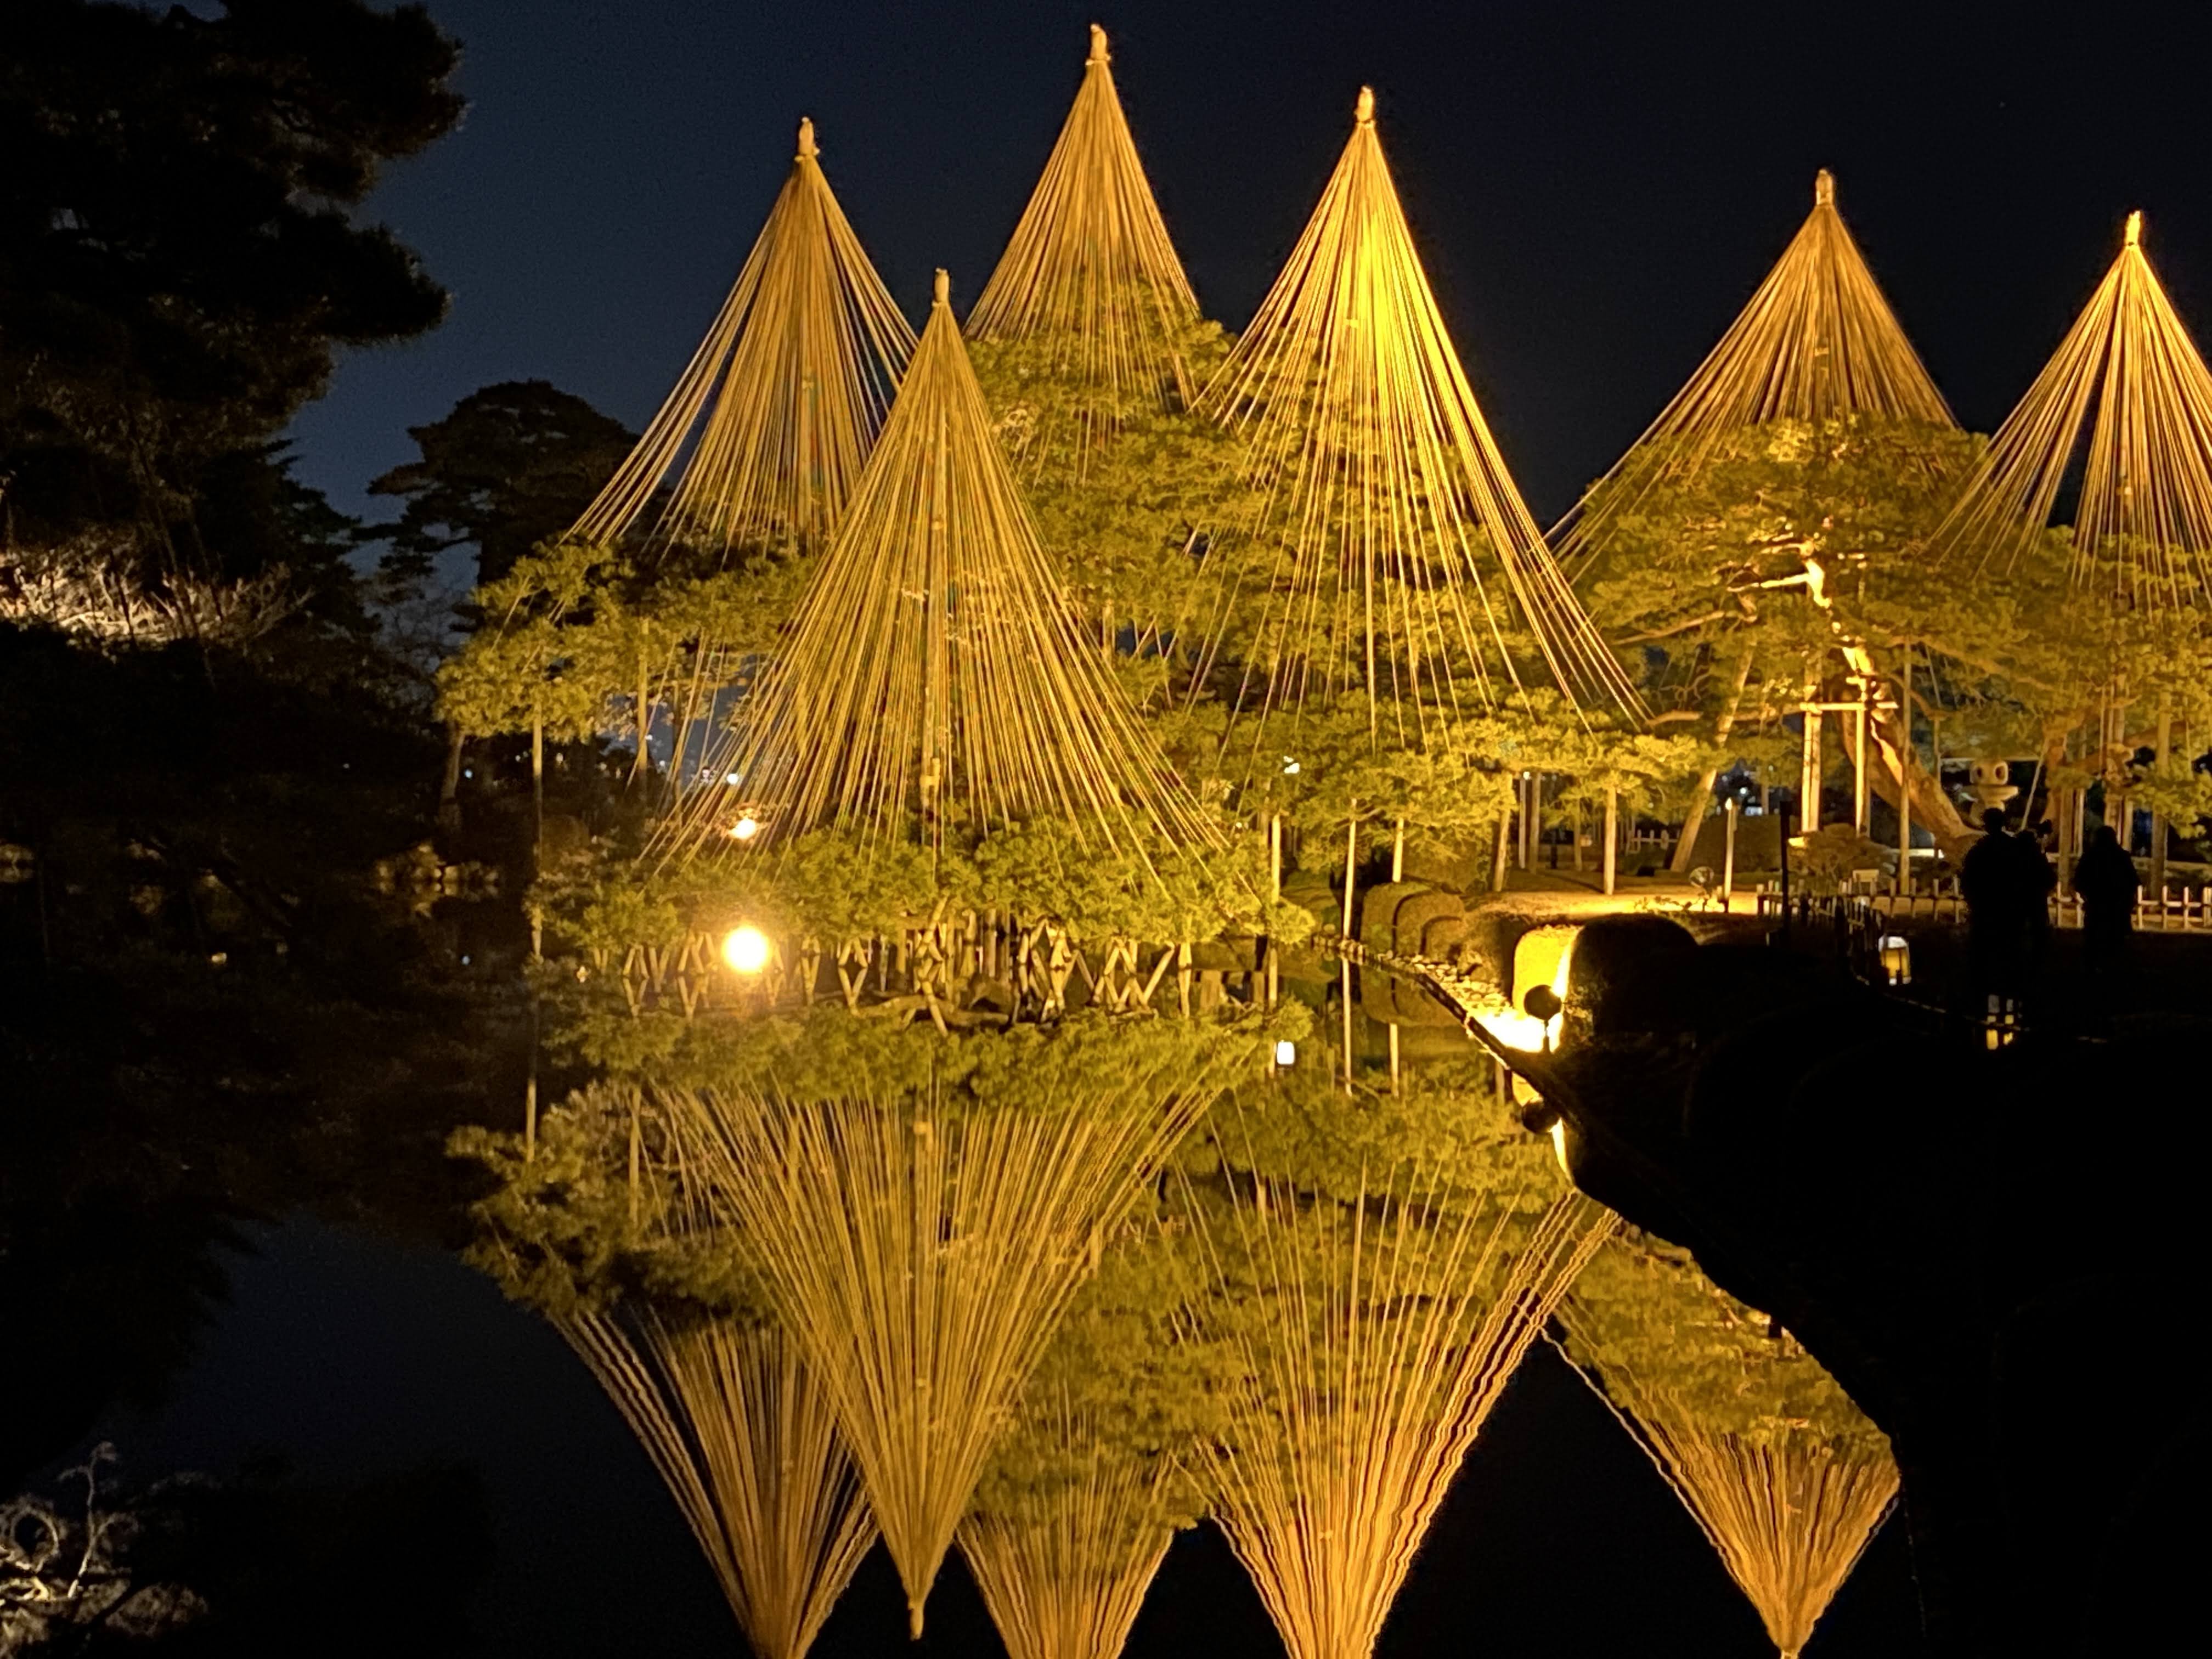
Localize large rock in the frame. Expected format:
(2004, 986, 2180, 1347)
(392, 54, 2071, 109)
(1393, 889, 1464, 958)
(1358, 880, 1429, 955)
(1567, 914, 1701, 1036)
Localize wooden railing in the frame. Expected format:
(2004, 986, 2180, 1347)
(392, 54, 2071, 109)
(593, 910, 1277, 1025)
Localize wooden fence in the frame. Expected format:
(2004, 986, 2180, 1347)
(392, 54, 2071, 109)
(594, 910, 1276, 1026)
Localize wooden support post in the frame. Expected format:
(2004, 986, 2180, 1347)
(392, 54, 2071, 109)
(1389, 1022, 1400, 1094)
(1602, 788, 1618, 897)
(1269, 813, 1283, 902)
(1490, 813, 1509, 893)
(1572, 801, 1585, 872)
(1341, 813, 1358, 942)
(1391, 819, 1404, 883)
(1722, 797, 1737, 911)
(1340, 960, 1354, 1090)
(1852, 702, 1870, 833)
(1800, 705, 1823, 833)
(2153, 693, 2172, 899)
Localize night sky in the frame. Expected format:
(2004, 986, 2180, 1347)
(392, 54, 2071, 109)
(286, 0, 2212, 536)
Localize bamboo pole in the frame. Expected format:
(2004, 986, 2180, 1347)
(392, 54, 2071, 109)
(1602, 789, 1618, 897)
(1723, 798, 1737, 911)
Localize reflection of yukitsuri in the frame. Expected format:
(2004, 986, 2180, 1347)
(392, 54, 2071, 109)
(568, 117, 915, 560)
(958, 1387, 1180, 1659)
(560, 1311, 873, 1659)
(1186, 1173, 1613, 1659)
(1931, 209, 2212, 615)
(1194, 87, 1638, 748)
(1553, 168, 1954, 569)
(1555, 1233, 1899, 1659)
(666, 1055, 1235, 1638)
(662, 270, 1217, 863)
(968, 24, 1201, 466)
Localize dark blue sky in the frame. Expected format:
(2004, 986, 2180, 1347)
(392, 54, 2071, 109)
(290, 0, 2212, 529)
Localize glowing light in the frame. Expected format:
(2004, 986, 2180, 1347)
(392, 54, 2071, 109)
(1549, 1118, 1569, 1175)
(1878, 933, 1911, 985)
(1274, 1039, 1297, 1066)
(729, 815, 760, 842)
(721, 925, 771, 974)
(1282, 757, 1301, 776)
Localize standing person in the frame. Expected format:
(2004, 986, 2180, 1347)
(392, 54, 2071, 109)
(1959, 808, 2027, 1001)
(2015, 815, 2057, 974)
(2071, 823, 2140, 975)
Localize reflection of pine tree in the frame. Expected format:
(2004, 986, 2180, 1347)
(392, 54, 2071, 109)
(1555, 1231, 1898, 1659)
(659, 1025, 1252, 1637)
(958, 1217, 1217, 1659)
(562, 1310, 872, 1659)
(1181, 1159, 1612, 1659)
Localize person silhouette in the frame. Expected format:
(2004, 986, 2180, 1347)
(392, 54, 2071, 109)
(2071, 822, 2140, 975)
(1960, 807, 2027, 999)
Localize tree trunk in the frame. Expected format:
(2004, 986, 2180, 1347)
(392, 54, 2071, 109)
(438, 722, 465, 831)
(1844, 704, 1973, 858)
(1490, 813, 1510, 893)
(531, 710, 545, 856)
(1602, 788, 1618, 896)
(1671, 652, 1757, 874)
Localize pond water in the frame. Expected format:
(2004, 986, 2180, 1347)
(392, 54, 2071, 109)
(8, 986, 1928, 1654)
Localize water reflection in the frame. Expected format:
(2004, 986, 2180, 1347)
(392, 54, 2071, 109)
(560, 1311, 872, 1659)
(454, 997, 1899, 1658)
(1556, 1232, 1899, 1658)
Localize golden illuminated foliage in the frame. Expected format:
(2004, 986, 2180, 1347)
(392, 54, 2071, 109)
(1194, 87, 1638, 748)
(1932, 210, 2212, 616)
(1556, 1233, 1898, 1659)
(657, 273, 1220, 866)
(969, 25, 1201, 464)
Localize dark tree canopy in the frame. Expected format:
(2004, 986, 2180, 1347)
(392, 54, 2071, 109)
(0, 0, 462, 579)
(369, 380, 637, 589)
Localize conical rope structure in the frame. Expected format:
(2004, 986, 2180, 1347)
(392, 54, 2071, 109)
(559, 1308, 875, 1659)
(1554, 1234, 1898, 1659)
(1930, 210, 2212, 616)
(659, 270, 1220, 864)
(1182, 1170, 1614, 1659)
(659, 1039, 1243, 1638)
(968, 25, 1201, 466)
(957, 1385, 1181, 1659)
(568, 118, 915, 561)
(1193, 87, 1639, 749)
(1554, 169, 1954, 568)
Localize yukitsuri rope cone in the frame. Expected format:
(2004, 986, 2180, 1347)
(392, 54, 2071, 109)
(661, 269, 1219, 862)
(1184, 1171, 1614, 1659)
(664, 1044, 1242, 1638)
(1554, 1235, 1898, 1659)
(568, 117, 915, 560)
(560, 1310, 874, 1659)
(1931, 210, 2212, 614)
(957, 1387, 1181, 1659)
(1194, 87, 1639, 747)
(1553, 170, 1954, 568)
(968, 24, 1201, 465)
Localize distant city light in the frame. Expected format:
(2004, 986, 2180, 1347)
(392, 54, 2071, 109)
(721, 925, 771, 974)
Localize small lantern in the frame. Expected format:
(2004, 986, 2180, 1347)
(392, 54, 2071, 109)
(1274, 1039, 1297, 1068)
(721, 924, 771, 974)
(1878, 934, 1911, 986)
